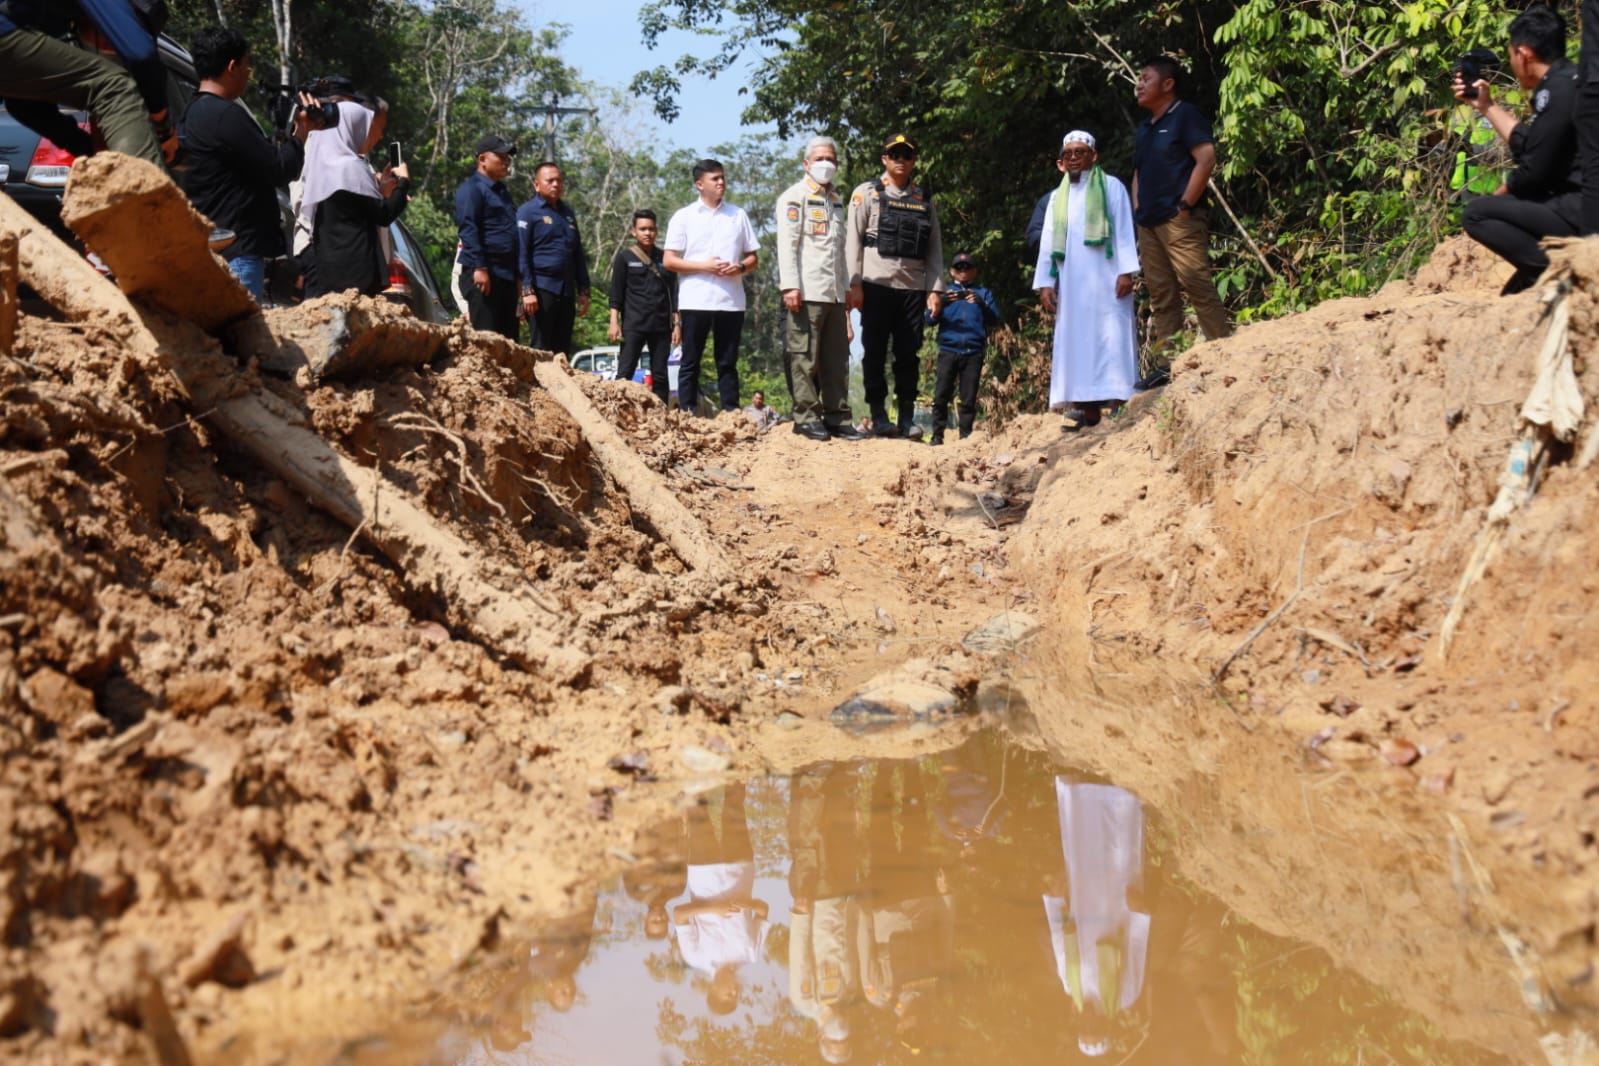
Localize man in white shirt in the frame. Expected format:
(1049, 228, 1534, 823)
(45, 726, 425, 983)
(664, 158, 761, 414)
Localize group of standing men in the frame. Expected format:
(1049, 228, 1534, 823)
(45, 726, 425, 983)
(1032, 55, 1234, 431)
(453, 52, 1239, 441)
(453, 140, 593, 358)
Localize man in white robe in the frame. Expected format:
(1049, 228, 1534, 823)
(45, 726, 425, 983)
(1033, 130, 1140, 431)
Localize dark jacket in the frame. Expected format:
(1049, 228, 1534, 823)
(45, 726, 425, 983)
(454, 170, 518, 281)
(517, 193, 590, 295)
(180, 92, 303, 260)
(1506, 57, 1582, 202)
(1025, 189, 1052, 265)
(929, 283, 1000, 353)
(608, 244, 676, 334)
(306, 181, 410, 298)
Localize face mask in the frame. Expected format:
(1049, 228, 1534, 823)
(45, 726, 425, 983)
(808, 159, 838, 185)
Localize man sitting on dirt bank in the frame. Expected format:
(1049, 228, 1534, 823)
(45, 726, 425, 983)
(1454, 5, 1581, 296)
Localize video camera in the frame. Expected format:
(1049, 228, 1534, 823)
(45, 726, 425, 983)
(1456, 48, 1501, 99)
(261, 75, 365, 133)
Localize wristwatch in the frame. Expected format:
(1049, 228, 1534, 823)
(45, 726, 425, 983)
(1176, 198, 1193, 212)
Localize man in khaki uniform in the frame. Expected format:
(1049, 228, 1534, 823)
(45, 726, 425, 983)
(846, 133, 946, 439)
(778, 136, 867, 441)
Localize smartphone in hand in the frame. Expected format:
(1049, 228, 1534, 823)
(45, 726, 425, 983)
(387, 142, 402, 168)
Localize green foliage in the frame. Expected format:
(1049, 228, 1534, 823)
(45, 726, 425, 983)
(1209, 0, 1538, 314)
(633, 0, 1239, 321)
(628, 0, 1585, 420)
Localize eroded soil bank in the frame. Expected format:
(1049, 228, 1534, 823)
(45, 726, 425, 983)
(3, 221, 1598, 1063)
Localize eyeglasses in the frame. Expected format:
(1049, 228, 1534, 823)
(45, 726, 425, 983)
(1061, 148, 1093, 158)
(885, 149, 917, 161)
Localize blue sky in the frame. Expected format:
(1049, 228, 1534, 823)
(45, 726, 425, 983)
(515, 0, 777, 154)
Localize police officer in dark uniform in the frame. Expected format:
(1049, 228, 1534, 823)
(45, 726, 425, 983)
(846, 134, 946, 439)
(518, 161, 591, 354)
(1454, 5, 1581, 295)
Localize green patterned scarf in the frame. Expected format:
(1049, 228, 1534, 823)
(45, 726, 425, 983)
(1049, 164, 1113, 277)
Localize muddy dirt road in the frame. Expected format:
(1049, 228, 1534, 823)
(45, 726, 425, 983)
(3, 161, 1598, 1063)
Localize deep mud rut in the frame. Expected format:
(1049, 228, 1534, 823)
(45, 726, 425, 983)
(4, 175, 1599, 1064)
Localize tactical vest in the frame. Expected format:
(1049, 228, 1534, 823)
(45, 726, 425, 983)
(868, 178, 934, 260)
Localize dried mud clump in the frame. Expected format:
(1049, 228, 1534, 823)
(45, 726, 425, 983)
(0, 287, 766, 1057)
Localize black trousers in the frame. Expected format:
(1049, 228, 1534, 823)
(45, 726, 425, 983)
(860, 281, 926, 425)
(1463, 192, 1580, 294)
(529, 286, 577, 355)
(679, 309, 744, 413)
(618, 328, 673, 404)
(1582, 49, 1599, 233)
(466, 276, 519, 340)
(933, 347, 984, 437)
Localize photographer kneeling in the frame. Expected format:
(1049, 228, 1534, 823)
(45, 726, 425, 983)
(1455, 5, 1581, 296)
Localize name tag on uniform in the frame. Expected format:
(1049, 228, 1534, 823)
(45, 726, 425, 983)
(627, 260, 644, 268)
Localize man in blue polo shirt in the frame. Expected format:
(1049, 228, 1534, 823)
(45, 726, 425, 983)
(1132, 55, 1232, 389)
(455, 135, 520, 340)
(518, 161, 591, 356)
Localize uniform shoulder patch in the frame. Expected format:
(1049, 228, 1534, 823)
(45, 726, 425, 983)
(850, 191, 864, 206)
(786, 204, 800, 222)
(1536, 88, 1551, 112)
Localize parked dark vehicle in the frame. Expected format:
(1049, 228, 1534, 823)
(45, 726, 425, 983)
(0, 34, 196, 242)
(381, 218, 449, 324)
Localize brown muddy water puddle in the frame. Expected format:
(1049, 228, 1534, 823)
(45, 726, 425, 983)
(421, 728, 1508, 1065)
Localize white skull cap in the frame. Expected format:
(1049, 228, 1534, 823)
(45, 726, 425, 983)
(1061, 130, 1096, 150)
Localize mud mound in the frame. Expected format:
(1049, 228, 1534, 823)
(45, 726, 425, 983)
(0, 279, 774, 1059)
(1004, 236, 1599, 1023)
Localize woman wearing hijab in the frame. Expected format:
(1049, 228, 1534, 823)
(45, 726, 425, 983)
(301, 100, 410, 297)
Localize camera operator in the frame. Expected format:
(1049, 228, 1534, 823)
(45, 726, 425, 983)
(180, 26, 324, 303)
(1453, 5, 1580, 296)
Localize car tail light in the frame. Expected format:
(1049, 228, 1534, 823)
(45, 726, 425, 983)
(386, 257, 411, 296)
(26, 138, 74, 187)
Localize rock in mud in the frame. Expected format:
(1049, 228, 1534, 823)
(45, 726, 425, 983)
(832, 680, 959, 721)
(677, 745, 731, 775)
(1380, 737, 1422, 767)
(961, 611, 1041, 653)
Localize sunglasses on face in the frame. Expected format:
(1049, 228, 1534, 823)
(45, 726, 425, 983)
(886, 149, 916, 161)
(952, 264, 974, 271)
(1061, 148, 1093, 158)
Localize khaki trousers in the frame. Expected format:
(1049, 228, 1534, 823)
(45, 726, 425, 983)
(1136, 211, 1232, 358)
(0, 27, 164, 168)
(784, 301, 852, 427)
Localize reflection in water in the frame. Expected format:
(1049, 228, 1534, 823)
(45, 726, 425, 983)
(438, 730, 1504, 1065)
(678, 784, 772, 1015)
(1046, 778, 1150, 1057)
